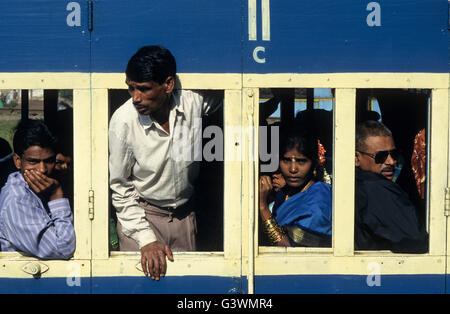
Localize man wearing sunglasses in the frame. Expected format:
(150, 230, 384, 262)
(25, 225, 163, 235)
(354, 120, 428, 253)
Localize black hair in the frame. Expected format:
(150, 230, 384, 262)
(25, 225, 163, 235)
(125, 45, 176, 84)
(0, 137, 12, 158)
(49, 108, 74, 157)
(355, 120, 392, 151)
(279, 124, 324, 182)
(13, 119, 58, 156)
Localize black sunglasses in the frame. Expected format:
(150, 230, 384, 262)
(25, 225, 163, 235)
(357, 149, 400, 164)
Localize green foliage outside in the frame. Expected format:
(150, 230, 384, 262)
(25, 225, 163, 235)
(0, 115, 20, 149)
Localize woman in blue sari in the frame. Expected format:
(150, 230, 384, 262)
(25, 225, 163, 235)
(259, 128, 332, 247)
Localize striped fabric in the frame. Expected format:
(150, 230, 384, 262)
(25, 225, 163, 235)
(0, 171, 75, 259)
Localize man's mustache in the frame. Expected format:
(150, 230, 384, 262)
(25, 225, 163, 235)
(381, 166, 395, 173)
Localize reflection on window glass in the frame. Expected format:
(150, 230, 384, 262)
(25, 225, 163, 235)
(258, 88, 334, 248)
(354, 89, 429, 253)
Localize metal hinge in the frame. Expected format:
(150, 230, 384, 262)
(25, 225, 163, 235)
(88, 189, 94, 220)
(445, 187, 450, 217)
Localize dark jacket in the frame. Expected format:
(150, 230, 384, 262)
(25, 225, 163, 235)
(354, 168, 428, 253)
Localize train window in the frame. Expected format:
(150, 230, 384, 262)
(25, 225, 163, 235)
(0, 89, 75, 256)
(257, 88, 334, 251)
(107, 88, 225, 254)
(354, 88, 430, 254)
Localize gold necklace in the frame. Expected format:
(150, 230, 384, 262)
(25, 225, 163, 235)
(285, 180, 313, 201)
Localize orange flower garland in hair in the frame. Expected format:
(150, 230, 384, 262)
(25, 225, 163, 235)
(411, 128, 426, 199)
(318, 140, 326, 166)
(317, 139, 332, 185)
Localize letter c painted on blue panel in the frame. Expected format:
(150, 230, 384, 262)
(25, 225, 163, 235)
(253, 46, 266, 64)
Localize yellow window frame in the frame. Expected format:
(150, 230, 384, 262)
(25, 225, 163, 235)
(242, 73, 449, 292)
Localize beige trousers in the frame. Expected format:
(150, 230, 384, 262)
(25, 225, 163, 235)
(116, 200, 197, 252)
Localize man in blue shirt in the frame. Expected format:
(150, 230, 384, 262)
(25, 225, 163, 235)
(0, 119, 75, 259)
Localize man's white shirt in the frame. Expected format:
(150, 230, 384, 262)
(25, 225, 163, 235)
(109, 89, 222, 248)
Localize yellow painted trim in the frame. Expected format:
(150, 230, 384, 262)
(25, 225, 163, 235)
(0, 260, 90, 279)
(91, 73, 242, 90)
(223, 90, 243, 260)
(333, 89, 356, 256)
(92, 254, 240, 277)
(238, 88, 259, 289)
(447, 87, 450, 269)
(89, 88, 244, 279)
(249, 88, 259, 294)
(0, 89, 92, 266)
(0, 72, 446, 279)
(253, 255, 445, 276)
(0, 72, 446, 89)
(241, 90, 259, 246)
(244, 73, 449, 89)
(428, 89, 449, 255)
(73, 89, 93, 260)
(0, 73, 90, 89)
(91, 89, 110, 259)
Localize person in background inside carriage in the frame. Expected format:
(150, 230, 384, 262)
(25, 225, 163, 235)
(354, 120, 428, 253)
(0, 119, 75, 259)
(259, 125, 332, 247)
(52, 109, 74, 210)
(109, 45, 222, 280)
(47, 107, 74, 210)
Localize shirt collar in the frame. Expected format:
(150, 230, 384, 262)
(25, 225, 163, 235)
(138, 90, 184, 130)
(9, 171, 32, 192)
(355, 167, 388, 181)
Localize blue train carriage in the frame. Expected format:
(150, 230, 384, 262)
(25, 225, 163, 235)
(0, 0, 448, 294)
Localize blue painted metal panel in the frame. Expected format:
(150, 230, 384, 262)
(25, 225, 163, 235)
(91, 276, 241, 294)
(93, 0, 449, 73)
(253, 274, 445, 294)
(1, 275, 441, 294)
(243, 0, 449, 73)
(0, 0, 90, 72)
(0, 277, 90, 294)
(0, 0, 447, 73)
(90, 0, 243, 74)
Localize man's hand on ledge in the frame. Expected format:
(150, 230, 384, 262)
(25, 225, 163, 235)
(140, 241, 174, 280)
